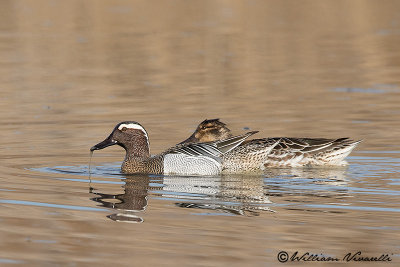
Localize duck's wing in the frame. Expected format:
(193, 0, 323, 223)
(173, 143, 221, 158)
(172, 131, 258, 159)
(215, 131, 259, 154)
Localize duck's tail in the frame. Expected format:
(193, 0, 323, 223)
(263, 137, 362, 167)
(314, 139, 362, 165)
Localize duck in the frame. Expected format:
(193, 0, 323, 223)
(181, 119, 362, 167)
(179, 118, 233, 144)
(90, 121, 278, 175)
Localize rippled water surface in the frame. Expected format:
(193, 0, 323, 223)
(1, 0, 400, 266)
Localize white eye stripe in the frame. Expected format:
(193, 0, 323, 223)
(118, 123, 146, 133)
(118, 123, 149, 146)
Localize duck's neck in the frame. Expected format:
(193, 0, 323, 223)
(123, 136, 150, 159)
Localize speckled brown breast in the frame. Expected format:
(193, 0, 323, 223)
(121, 155, 164, 174)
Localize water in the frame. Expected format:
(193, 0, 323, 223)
(1, 0, 400, 266)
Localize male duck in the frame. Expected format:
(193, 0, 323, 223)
(90, 121, 278, 175)
(181, 119, 362, 167)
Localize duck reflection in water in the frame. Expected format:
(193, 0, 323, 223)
(89, 174, 276, 222)
(165, 166, 350, 215)
(90, 175, 152, 223)
(89, 166, 349, 222)
(163, 175, 274, 216)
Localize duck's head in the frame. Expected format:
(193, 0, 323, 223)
(179, 118, 233, 145)
(90, 121, 150, 157)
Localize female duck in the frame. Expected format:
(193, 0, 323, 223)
(181, 119, 362, 167)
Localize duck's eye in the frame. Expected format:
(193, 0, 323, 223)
(121, 127, 127, 131)
(201, 125, 213, 130)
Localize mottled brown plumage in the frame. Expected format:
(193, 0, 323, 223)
(184, 119, 362, 166)
(179, 119, 233, 145)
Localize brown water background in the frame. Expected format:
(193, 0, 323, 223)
(0, 0, 400, 266)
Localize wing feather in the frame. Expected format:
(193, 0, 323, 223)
(171, 131, 258, 159)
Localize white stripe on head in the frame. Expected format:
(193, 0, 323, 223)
(118, 123, 149, 145)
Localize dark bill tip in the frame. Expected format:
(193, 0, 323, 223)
(178, 134, 198, 145)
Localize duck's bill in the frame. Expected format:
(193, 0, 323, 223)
(90, 137, 116, 151)
(178, 133, 198, 145)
